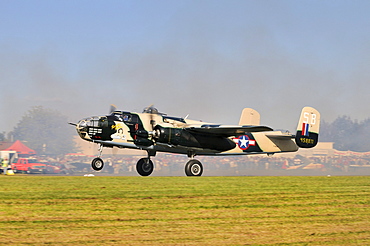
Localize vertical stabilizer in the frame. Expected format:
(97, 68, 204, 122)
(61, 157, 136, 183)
(239, 108, 260, 126)
(295, 107, 320, 148)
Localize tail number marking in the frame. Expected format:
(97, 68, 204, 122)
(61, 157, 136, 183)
(303, 112, 317, 125)
(299, 138, 314, 144)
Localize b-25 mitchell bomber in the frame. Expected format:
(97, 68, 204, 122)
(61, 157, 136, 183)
(71, 106, 320, 176)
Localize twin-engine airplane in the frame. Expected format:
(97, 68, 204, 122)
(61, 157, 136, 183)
(71, 106, 320, 176)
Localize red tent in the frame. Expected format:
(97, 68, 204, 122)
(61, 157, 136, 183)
(5, 140, 36, 156)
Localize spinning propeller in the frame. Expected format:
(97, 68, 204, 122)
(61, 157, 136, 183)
(109, 104, 117, 114)
(142, 104, 166, 132)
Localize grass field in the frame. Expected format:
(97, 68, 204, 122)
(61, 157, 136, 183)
(0, 175, 369, 245)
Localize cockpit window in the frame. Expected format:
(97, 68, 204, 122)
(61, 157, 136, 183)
(121, 114, 139, 123)
(112, 113, 123, 122)
(87, 118, 99, 127)
(86, 116, 107, 127)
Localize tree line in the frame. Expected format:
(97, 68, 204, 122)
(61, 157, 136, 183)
(1, 106, 78, 156)
(320, 116, 370, 152)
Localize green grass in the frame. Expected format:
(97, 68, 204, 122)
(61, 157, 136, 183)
(0, 176, 370, 245)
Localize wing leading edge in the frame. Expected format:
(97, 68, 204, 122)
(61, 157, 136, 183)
(185, 125, 273, 137)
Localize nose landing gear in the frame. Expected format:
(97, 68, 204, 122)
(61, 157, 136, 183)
(91, 144, 104, 171)
(91, 157, 104, 171)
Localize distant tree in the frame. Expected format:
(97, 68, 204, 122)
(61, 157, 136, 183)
(0, 132, 6, 141)
(321, 116, 370, 152)
(12, 106, 78, 156)
(331, 116, 357, 151)
(354, 118, 370, 152)
(319, 120, 332, 142)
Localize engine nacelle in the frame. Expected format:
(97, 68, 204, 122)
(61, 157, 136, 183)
(134, 138, 154, 146)
(135, 130, 149, 138)
(153, 125, 182, 145)
(153, 125, 236, 151)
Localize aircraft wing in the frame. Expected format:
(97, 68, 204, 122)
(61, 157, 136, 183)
(185, 125, 273, 137)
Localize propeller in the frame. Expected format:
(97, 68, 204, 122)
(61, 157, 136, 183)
(142, 104, 164, 140)
(142, 104, 166, 115)
(149, 111, 160, 142)
(142, 104, 155, 130)
(112, 146, 118, 159)
(109, 105, 118, 156)
(150, 112, 156, 132)
(109, 104, 117, 114)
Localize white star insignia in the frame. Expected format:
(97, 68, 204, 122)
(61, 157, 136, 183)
(239, 136, 250, 149)
(233, 135, 256, 150)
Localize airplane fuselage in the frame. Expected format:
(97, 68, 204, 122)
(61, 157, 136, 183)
(76, 111, 298, 157)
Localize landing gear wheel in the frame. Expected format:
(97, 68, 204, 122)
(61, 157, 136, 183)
(136, 158, 154, 176)
(185, 159, 203, 176)
(92, 157, 104, 171)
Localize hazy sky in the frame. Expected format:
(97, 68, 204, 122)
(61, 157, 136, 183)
(1, 0, 370, 132)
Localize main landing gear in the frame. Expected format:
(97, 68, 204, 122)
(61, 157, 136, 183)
(184, 152, 203, 176)
(136, 150, 155, 176)
(185, 159, 203, 176)
(90, 145, 204, 176)
(136, 158, 154, 176)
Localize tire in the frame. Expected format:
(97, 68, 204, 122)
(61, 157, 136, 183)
(185, 159, 203, 176)
(91, 158, 104, 171)
(136, 158, 154, 176)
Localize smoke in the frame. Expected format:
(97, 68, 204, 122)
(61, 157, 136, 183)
(1, 1, 370, 134)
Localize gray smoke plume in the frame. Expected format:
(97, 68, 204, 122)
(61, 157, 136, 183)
(1, 1, 370, 133)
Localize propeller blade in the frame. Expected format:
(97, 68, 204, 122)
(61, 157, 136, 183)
(150, 114, 156, 131)
(143, 104, 155, 113)
(109, 104, 117, 114)
(112, 147, 118, 156)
